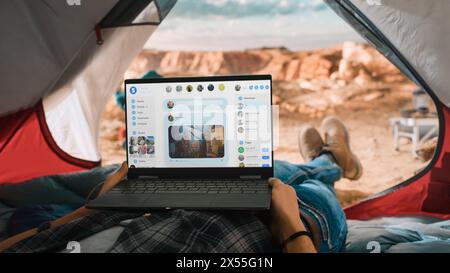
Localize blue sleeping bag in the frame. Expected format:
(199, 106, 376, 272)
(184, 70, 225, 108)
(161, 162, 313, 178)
(0, 164, 120, 239)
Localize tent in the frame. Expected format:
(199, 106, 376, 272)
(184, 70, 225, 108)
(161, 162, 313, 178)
(0, 0, 448, 220)
(325, 0, 450, 220)
(0, 0, 176, 184)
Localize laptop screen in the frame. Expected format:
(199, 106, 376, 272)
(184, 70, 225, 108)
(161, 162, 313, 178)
(125, 75, 272, 169)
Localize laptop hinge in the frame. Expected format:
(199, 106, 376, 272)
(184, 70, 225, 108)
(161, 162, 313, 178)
(139, 175, 159, 179)
(239, 175, 262, 180)
(128, 175, 159, 179)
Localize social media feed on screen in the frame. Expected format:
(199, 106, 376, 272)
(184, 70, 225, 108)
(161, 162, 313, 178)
(126, 80, 272, 169)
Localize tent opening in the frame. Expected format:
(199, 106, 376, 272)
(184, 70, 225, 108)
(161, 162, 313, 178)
(97, 0, 442, 212)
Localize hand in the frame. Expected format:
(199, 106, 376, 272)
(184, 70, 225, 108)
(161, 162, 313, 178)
(268, 178, 305, 244)
(98, 162, 128, 196)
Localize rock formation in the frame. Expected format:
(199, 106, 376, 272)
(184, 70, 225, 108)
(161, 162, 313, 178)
(121, 42, 411, 118)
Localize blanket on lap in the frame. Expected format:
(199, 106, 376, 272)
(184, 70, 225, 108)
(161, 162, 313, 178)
(4, 210, 276, 253)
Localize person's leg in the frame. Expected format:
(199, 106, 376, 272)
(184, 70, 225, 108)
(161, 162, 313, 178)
(274, 119, 362, 252)
(274, 124, 342, 188)
(275, 153, 341, 188)
(274, 154, 346, 252)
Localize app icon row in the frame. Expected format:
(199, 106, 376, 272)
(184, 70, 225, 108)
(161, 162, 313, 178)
(165, 84, 238, 93)
(129, 84, 269, 95)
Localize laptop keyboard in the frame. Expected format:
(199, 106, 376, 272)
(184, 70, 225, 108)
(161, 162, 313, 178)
(110, 179, 269, 194)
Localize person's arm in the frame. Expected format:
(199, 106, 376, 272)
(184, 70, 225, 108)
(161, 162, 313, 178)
(268, 178, 317, 253)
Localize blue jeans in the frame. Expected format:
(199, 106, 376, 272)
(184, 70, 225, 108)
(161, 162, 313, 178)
(274, 154, 347, 252)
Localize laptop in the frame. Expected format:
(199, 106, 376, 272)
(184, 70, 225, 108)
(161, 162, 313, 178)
(87, 75, 273, 210)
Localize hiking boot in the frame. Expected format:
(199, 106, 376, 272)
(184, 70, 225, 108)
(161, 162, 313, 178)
(298, 125, 324, 162)
(321, 116, 363, 180)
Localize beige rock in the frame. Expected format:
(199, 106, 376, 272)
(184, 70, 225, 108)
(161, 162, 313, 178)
(300, 54, 333, 80)
(354, 70, 373, 87)
(363, 91, 384, 102)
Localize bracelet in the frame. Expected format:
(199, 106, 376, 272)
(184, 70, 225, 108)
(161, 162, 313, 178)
(281, 231, 313, 250)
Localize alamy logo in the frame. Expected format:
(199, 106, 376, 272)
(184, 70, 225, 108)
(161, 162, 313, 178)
(366, 241, 381, 253)
(366, 0, 382, 6)
(66, 241, 81, 253)
(67, 0, 81, 6)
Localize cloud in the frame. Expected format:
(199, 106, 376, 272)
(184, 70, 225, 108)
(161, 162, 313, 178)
(170, 0, 327, 18)
(146, 0, 364, 50)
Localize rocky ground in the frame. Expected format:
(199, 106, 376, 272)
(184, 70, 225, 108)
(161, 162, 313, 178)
(100, 42, 437, 207)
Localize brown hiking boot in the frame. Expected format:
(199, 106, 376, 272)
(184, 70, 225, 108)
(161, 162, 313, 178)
(298, 125, 324, 162)
(321, 116, 363, 180)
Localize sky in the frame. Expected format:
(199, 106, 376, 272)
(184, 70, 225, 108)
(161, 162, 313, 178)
(145, 0, 364, 51)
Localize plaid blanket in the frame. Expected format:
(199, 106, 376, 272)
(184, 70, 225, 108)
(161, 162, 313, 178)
(4, 210, 278, 253)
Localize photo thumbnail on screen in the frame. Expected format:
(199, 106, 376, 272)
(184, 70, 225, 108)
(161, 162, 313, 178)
(168, 125, 224, 158)
(129, 136, 155, 156)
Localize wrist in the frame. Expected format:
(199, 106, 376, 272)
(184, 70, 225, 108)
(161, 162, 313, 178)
(279, 218, 306, 241)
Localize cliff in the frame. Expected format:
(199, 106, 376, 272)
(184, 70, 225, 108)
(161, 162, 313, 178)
(123, 42, 410, 117)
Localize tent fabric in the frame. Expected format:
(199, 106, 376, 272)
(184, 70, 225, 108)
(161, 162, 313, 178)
(0, 0, 175, 116)
(0, 0, 118, 116)
(43, 24, 159, 162)
(0, 102, 100, 185)
(0, 0, 176, 184)
(343, 0, 450, 107)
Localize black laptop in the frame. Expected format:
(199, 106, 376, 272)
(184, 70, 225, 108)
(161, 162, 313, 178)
(87, 75, 273, 210)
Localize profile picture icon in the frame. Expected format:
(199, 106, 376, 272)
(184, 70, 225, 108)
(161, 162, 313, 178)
(238, 127, 244, 133)
(237, 111, 244, 118)
(176, 85, 182, 92)
(235, 85, 241, 91)
(168, 115, 174, 122)
(219, 84, 225, 91)
(197, 85, 204, 92)
(207, 84, 214, 91)
(237, 103, 244, 110)
(167, 101, 174, 109)
(129, 87, 137, 94)
(238, 155, 245, 161)
(239, 163, 245, 168)
(166, 86, 172, 93)
(187, 85, 193, 92)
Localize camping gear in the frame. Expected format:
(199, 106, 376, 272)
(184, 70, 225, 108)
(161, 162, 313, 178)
(390, 117, 439, 157)
(413, 90, 431, 113)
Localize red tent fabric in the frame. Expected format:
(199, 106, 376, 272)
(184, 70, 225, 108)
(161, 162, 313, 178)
(0, 101, 100, 185)
(345, 106, 450, 220)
